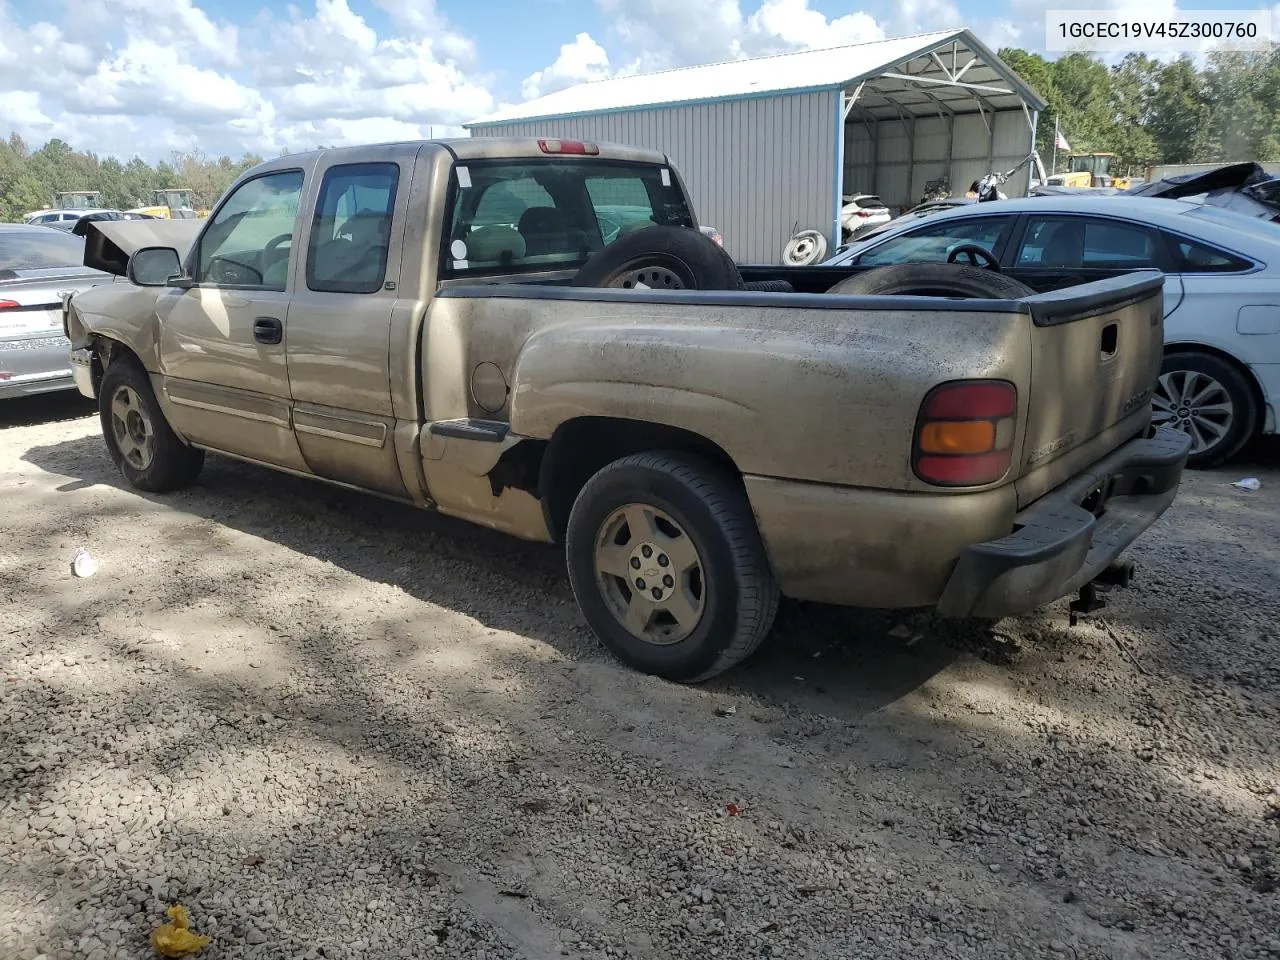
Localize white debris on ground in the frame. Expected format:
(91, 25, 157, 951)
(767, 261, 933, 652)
(1, 396, 1278, 960)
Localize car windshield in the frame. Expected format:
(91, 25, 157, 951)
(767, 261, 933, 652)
(444, 159, 694, 276)
(1183, 205, 1280, 245)
(0, 228, 87, 270)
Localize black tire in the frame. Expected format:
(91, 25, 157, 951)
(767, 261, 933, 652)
(1154, 351, 1258, 469)
(99, 355, 204, 492)
(565, 451, 779, 683)
(742, 279, 795, 293)
(572, 225, 744, 291)
(825, 263, 1035, 299)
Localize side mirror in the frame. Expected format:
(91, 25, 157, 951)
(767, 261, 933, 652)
(129, 246, 184, 287)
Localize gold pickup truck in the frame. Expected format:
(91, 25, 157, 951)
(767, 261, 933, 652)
(63, 137, 1190, 682)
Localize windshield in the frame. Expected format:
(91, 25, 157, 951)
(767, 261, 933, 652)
(0, 228, 87, 270)
(444, 159, 694, 276)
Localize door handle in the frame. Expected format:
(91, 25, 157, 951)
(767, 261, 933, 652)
(253, 316, 283, 345)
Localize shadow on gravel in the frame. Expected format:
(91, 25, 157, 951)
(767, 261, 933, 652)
(8, 434, 1280, 959)
(20, 436, 964, 720)
(0, 391, 96, 430)
(1234, 435, 1280, 470)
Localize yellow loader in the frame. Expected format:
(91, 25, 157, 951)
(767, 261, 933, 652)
(127, 189, 209, 220)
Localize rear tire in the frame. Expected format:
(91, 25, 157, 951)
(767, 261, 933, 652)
(565, 452, 779, 683)
(1153, 351, 1257, 469)
(572, 225, 744, 291)
(99, 356, 204, 492)
(825, 263, 1034, 299)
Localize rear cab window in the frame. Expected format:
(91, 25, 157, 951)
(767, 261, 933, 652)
(444, 159, 694, 277)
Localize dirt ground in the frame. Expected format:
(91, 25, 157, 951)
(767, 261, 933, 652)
(1, 393, 1278, 960)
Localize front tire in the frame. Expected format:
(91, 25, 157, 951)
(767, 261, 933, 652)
(99, 356, 204, 492)
(1152, 351, 1257, 469)
(565, 452, 779, 683)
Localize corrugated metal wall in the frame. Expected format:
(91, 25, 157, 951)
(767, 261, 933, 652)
(471, 89, 839, 264)
(843, 110, 1032, 210)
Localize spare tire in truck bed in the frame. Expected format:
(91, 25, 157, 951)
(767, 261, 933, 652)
(825, 263, 1035, 299)
(573, 225, 745, 291)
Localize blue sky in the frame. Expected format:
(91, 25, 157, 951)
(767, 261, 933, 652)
(0, 0, 1275, 160)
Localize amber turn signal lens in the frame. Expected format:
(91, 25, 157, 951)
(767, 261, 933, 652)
(918, 420, 995, 455)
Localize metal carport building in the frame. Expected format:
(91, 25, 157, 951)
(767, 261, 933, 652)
(465, 29, 1045, 263)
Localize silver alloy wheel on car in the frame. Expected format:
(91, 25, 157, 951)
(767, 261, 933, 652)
(1151, 369, 1234, 456)
(109, 384, 156, 471)
(593, 502, 706, 645)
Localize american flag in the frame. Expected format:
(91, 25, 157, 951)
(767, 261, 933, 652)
(1055, 129, 1070, 151)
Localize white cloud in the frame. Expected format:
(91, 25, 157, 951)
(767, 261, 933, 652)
(522, 33, 614, 99)
(70, 39, 270, 125)
(0, 0, 495, 159)
(0, 91, 53, 133)
(745, 0, 884, 50)
(884, 0, 964, 37)
(520, 0, 910, 106)
(594, 0, 748, 69)
(68, 0, 240, 68)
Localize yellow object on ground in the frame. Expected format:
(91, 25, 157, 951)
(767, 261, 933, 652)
(151, 904, 212, 957)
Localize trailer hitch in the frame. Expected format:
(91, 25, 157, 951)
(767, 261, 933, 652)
(1069, 560, 1136, 626)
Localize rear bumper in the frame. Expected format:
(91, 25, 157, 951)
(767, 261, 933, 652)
(936, 425, 1191, 618)
(0, 333, 76, 399)
(0, 372, 76, 399)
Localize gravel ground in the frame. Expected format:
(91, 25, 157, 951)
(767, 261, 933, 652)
(1, 393, 1278, 960)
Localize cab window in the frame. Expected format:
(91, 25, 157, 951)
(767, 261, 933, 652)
(306, 162, 400, 294)
(197, 170, 304, 290)
(445, 160, 694, 276)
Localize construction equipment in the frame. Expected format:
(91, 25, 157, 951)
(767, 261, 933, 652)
(54, 191, 104, 211)
(127, 189, 205, 220)
(1045, 153, 1136, 190)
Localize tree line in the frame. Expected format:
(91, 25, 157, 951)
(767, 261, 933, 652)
(999, 47, 1280, 175)
(0, 134, 264, 221)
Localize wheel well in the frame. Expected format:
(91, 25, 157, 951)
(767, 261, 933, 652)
(539, 417, 742, 543)
(89, 338, 144, 395)
(1165, 343, 1266, 437)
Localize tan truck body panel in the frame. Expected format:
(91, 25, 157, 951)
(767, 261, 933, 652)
(65, 137, 1182, 615)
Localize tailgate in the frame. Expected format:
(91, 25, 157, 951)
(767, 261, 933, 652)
(1015, 272, 1165, 508)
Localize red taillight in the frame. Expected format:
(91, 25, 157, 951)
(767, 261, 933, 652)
(913, 380, 1017, 487)
(856, 210, 871, 218)
(0, 300, 19, 310)
(537, 138, 600, 156)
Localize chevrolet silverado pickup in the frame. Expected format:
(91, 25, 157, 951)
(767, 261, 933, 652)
(63, 137, 1190, 682)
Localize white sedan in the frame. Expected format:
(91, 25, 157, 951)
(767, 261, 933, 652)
(822, 196, 1280, 468)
